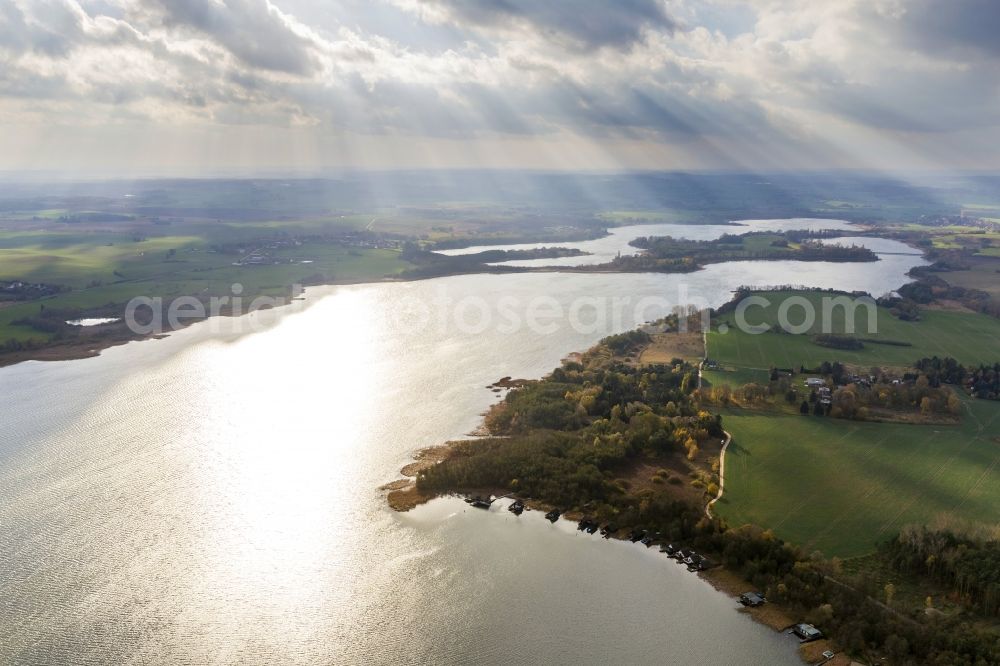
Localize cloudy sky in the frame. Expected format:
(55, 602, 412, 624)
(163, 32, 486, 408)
(1, 0, 999, 174)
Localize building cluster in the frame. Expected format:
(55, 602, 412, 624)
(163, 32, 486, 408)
(0, 281, 62, 299)
(230, 233, 403, 266)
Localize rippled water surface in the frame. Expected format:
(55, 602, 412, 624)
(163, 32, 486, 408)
(0, 221, 924, 664)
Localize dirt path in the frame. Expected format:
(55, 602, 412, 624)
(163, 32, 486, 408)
(705, 429, 732, 519)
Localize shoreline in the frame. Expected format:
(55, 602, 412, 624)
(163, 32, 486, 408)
(393, 487, 847, 665)
(383, 445, 456, 511)
(384, 414, 854, 661)
(382, 336, 852, 663)
(0, 264, 638, 368)
(0, 273, 406, 369)
(381, 395, 822, 655)
(0, 228, 902, 369)
(700, 568, 851, 665)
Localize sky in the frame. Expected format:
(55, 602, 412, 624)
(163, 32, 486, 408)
(1, 0, 999, 175)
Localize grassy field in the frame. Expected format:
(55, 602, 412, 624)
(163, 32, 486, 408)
(701, 366, 771, 387)
(596, 209, 693, 224)
(882, 222, 1000, 255)
(637, 331, 704, 364)
(715, 397, 1000, 558)
(0, 187, 612, 350)
(939, 255, 1000, 298)
(0, 220, 411, 346)
(707, 290, 1000, 557)
(709, 290, 1000, 369)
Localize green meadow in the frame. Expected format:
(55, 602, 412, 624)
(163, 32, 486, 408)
(707, 290, 1000, 557)
(0, 225, 409, 346)
(715, 398, 1000, 558)
(701, 366, 771, 388)
(709, 290, 1000, 369)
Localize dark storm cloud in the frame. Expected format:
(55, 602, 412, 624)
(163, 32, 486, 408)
(417, 0, 677, 50)
(4, 0, 1000, 171)
(308, 74, 540, 137)
(814, 66, 1000, 133)
(561, 85, 700, 137)
(148, 0, 319, 74)
(771, 2, 1000, 135)
(301, 66, 774, 145)
(893, 0, 1000, 58)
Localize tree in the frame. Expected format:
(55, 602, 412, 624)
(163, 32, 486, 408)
(713, 384, 732, 405)
(739, 382, 767, 404)
(681, 372, 696, 394)
(883, 634, 909, 661)
(833, 387, 859, 419)
(807, 603, 834, 626)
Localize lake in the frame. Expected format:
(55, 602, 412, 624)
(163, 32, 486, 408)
(436, 218, 857, 267)
(0, 221, 924, 664)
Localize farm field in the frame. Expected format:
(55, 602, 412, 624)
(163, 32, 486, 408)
(638, 331, 705, 365)
(708, 289, 1000, 558)
(939, 255, 1000, 298)
(887, 222, 1000, 254)
(701, 366, 771, 388)
(715, 397, 1000, 558)
(596, 209, 693, 224)
(0, 178, 618, 351)
(708, 290, 1000, 369)
(0, 231, 409, 346)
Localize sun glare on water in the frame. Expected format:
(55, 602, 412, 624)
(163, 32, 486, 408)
(166, 290, 387, 621)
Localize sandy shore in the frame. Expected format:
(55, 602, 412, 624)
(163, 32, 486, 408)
(383, 445, 454, 511)
(701, 568, 856, 664)
(701, 568, 796, 631)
